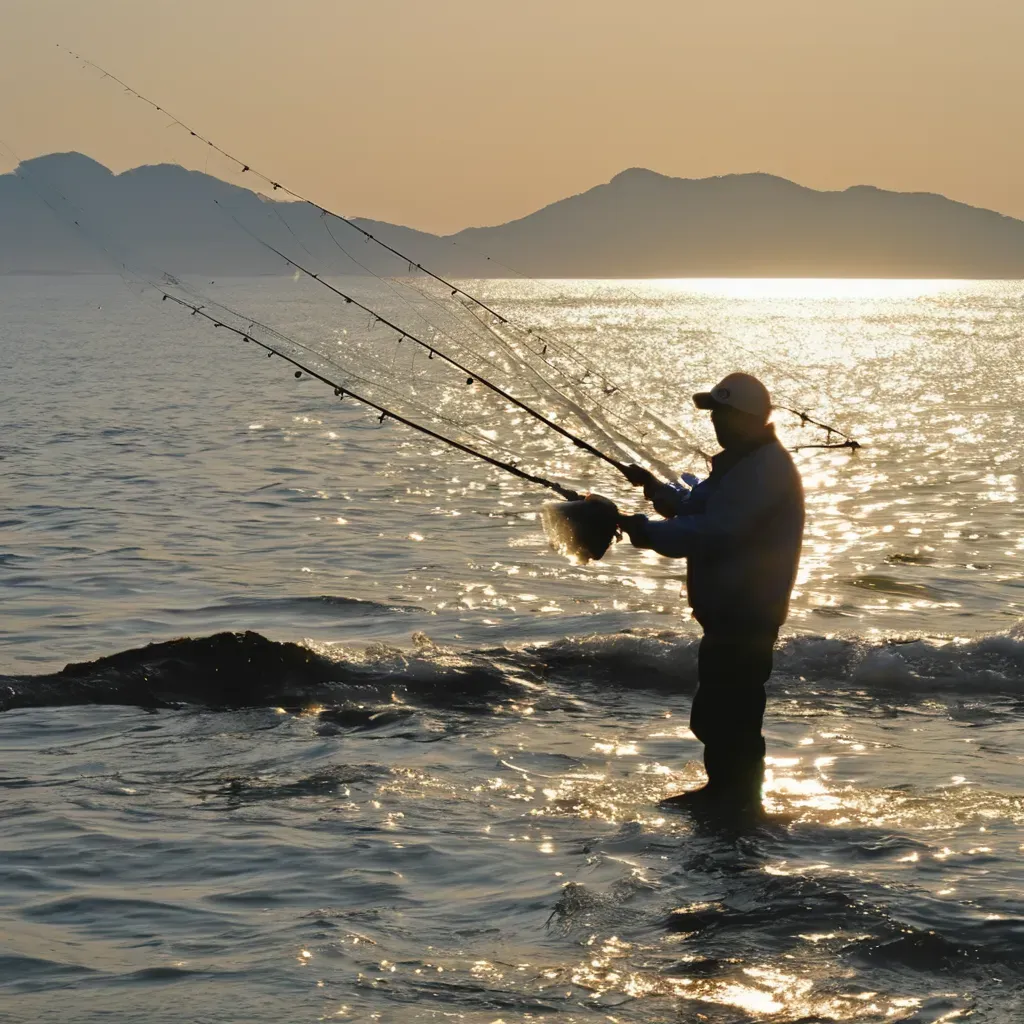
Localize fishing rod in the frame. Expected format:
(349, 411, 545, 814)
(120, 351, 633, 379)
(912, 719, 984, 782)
(165, 287, 624, 563)
(217, 206, 633, 475)
(160, 279, 534, 461)
(6, 144, 607, 503)
(65, 48, 854, 454)
(307, 202, 702, 467)
(13, 144, 846, 568)
(12, 152, 603, 536)
(62, 47, 527, 328)
(9, 137, 637, 569)
(158, 292, 583, 502)
(61, 45, 647, 428)
(62, 48, 862, 454)
(775, 406, 861, 451)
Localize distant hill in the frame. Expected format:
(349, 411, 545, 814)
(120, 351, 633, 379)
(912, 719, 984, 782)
(4, 153, 1024, 278)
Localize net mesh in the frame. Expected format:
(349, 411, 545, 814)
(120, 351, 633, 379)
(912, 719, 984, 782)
(8, 107, 856, 527)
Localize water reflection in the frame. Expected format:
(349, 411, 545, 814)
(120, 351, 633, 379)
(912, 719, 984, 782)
(4, 278, 1022, 1022)
(10, 276, 1024, 674)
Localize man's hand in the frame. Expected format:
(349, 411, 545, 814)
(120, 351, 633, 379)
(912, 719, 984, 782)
(617, 513, 648, 545)
(651, 488, 681, 519)
(623, 464, 656, 488)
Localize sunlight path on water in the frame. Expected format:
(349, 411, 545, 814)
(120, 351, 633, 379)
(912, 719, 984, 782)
(2, 276, 1023, 1021)
(2, 677, 1019, 1022)
(2, 277, 1024, 673)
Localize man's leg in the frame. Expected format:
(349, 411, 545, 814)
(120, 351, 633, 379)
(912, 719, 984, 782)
(687, 631, 777, 804)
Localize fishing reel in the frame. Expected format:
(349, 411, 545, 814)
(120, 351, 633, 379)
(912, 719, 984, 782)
(541, 494, 622, 564)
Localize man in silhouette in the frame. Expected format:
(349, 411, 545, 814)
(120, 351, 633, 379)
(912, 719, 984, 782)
(619, 373, 804, 810)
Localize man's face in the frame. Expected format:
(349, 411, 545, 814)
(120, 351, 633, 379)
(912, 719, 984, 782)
(711, 405, 764, 448)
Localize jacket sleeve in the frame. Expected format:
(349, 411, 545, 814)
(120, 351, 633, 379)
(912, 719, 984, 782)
(646, 481, 692, 518)
(625, 448, 789, 559)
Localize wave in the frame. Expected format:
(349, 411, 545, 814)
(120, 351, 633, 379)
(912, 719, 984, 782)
(163, 594, 423, 618)
(2, 624, 1022, 714)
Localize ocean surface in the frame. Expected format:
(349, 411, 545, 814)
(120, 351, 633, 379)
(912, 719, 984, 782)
(2, 275, 1023, 1022)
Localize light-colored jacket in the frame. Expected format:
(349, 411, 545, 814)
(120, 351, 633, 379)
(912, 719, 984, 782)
(628, 438, 804, 631)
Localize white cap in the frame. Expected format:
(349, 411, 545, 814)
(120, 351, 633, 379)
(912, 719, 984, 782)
(693, 372, 772, 422)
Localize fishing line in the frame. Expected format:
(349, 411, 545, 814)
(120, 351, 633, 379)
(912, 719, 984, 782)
(224, 194, 667, 469)
(306, 226, 708, 473)
(211, 196, 637, 468)
(65, 46, 859, 454)
(218, 209, 632, 475)
(456, 299, 700, 477)
(238, 183, 519, 389)
(181, 196, 646, 476)
(308, 208, 694, 471)
(156, 292, 583, 500)
(60, 48, 749, 455)
(6, 147, 557, 475)
(159, 275, 532, 459)
(57, 50, 863, 473)
(297, 200, 540, 387)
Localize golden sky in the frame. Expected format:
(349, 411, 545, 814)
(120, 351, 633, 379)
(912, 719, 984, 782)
(2, 0, 1022, 234)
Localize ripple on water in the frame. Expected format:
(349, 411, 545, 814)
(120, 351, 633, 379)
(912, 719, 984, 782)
(4, 278, 1024, 1020)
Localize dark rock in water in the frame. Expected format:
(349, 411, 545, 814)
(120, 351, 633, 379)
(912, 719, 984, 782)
(0, 631, 344, 712)
(0, 630, 532, 714)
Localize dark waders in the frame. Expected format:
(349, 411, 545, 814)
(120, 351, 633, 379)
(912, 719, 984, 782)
(690, 631, 778, 804)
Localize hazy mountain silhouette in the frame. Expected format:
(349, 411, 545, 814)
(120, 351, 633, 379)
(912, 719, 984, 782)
(4, 153, 1024, 277)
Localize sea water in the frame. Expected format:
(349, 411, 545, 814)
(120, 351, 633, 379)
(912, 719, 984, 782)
(1, 276, 1022, 1022)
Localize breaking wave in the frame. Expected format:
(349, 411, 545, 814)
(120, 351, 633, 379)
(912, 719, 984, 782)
(2, 623, 1023, 714)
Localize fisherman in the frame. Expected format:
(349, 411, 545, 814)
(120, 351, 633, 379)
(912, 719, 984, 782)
(619, 373, 804, 810)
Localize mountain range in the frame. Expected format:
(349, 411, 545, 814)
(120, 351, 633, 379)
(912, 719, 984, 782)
(4, 152, 1024, 278)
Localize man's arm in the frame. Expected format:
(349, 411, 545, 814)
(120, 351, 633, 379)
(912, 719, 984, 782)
(620, 449, 787, 559)
(624, 464, 696, 519)
(646, 480, 692, 518)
